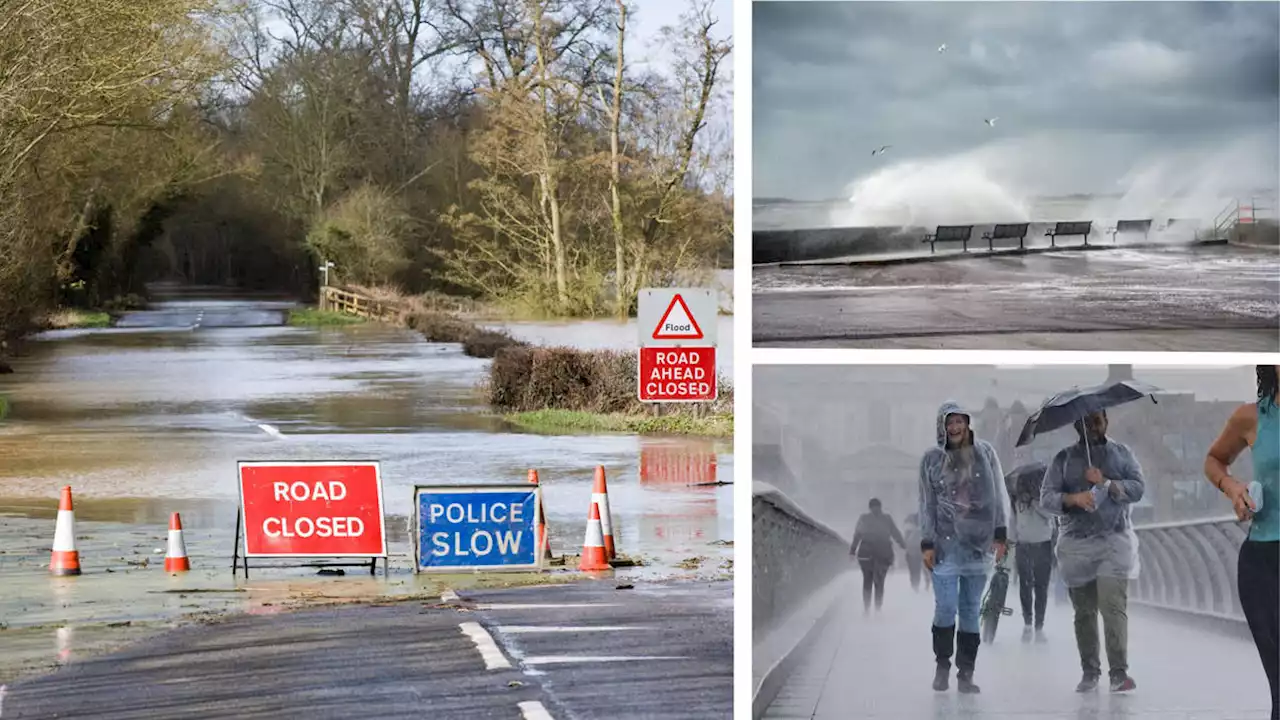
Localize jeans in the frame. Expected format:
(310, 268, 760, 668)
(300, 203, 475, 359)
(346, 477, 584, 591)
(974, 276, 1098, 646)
(859, 558, 890, 610)
(906, 554, 931, 591)
(1068, 576, 1129, 678)
(1238, 540, 1279, 720)
(1016, 541, 1054, 628)
(932, 572, 986, 634)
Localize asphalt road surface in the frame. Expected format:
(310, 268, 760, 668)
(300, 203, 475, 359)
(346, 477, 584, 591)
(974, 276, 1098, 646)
(1, 580, 732, 720)
(754, 245, 1279, 350)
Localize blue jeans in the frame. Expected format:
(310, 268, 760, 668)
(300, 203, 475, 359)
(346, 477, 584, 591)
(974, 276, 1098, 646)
(933, 572, 986, 634)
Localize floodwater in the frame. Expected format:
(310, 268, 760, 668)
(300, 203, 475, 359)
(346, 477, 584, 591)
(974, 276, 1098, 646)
(0, 286, 733, 682)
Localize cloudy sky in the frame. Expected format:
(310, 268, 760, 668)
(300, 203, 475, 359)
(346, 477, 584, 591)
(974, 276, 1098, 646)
(753, 1, 1279, 201)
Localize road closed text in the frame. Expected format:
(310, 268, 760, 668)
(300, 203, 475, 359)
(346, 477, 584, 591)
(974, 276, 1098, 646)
(638, 346, 717, 401)
(239, 463, 387, 557)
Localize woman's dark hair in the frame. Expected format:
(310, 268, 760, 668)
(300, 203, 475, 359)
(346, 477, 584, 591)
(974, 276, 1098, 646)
(1258, 365, 1278, 410)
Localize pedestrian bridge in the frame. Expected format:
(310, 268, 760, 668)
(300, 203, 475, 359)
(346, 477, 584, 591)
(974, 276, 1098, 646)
(753, 483, 1274, 719)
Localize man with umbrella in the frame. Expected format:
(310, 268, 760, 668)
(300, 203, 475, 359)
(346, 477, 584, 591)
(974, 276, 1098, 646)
(1022, 379, 1158, 694)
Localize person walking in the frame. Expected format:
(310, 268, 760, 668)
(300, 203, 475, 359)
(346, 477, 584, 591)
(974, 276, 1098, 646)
(1204, 365, 1279, 720)
(1040, 409, 1143, 693)
(919, 402, 1009, 694)
(903, 513, 931, 591)
(850, 498, 906, 613)
(1008, 463, 1056, 642)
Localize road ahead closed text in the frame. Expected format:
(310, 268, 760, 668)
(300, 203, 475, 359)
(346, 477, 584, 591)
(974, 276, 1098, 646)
(416, 488, 539, 570)
(639, 347, 717, 401)
(239, 463, 386, 557)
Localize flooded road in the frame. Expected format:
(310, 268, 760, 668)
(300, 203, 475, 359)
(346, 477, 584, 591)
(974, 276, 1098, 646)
(0, 287, 733, 683)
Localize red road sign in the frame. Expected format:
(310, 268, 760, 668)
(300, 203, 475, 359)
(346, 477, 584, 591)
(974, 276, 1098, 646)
(638, 347, 717, 402)
(651, 293, 705, 340)
(238, 461, 387, 557)
(640, 443, 719, 487)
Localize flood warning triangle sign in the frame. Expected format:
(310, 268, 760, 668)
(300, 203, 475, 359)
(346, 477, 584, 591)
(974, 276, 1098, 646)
(652, 293, 704, 340)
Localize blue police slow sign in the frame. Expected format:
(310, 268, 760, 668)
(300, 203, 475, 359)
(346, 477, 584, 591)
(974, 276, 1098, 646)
(413, 484, 544, 572)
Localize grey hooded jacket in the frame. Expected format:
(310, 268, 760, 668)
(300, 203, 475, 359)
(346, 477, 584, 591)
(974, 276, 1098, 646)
(918, 401, 1010, 575)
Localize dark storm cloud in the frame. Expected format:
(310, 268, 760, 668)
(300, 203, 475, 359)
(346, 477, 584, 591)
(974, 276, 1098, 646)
(753, 1, 1280, 200)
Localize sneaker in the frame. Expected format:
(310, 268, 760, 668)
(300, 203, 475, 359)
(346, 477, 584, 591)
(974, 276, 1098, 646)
(1109, 673, 1136, 693)
(1034, 627, 1047, 643)
(1022, 626, 1033, 643)
(957, 672, 981, 694)
(1076, 675, 1100, 693)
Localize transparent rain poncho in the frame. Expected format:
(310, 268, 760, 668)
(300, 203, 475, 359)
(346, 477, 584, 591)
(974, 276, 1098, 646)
(1039, 438, 1145, 588)
(918, 401, 1010, 577)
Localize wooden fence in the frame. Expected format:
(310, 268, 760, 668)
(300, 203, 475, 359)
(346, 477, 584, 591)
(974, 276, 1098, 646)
(320, 287, 401, 322)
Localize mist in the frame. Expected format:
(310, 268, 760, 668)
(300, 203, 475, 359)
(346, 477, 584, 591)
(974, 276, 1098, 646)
(754, 364, 1259, 535)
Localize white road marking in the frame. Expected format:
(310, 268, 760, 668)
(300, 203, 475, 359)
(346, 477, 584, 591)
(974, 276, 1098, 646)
(459, 622, 511, 670)
(475, 603, 620, 611)
(499, 626, 649, 634)
(441, 589, 460, 603)
(522, 655, 687, 665)
(518, 701, 554, 720)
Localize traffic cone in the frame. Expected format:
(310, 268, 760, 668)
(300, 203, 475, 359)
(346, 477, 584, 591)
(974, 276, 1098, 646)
(592, 466, 616, 559)
(528, 469, 553, 560)
(164, 512, 191, 572)
(578, 501, 611, 572)
(50, 486, 81, 576)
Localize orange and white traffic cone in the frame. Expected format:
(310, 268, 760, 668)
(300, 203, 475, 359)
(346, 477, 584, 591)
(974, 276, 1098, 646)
(49, 486, 81, 576)
(164, 512, 191, 572)
(592, 466, 616, 560)
(578, 501, 611, 572)
(528, 469, 553, 560)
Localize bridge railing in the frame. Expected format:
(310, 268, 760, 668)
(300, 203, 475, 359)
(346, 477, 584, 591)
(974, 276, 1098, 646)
(1131, 515, 1251, 622)
(752, 482, 849, 634)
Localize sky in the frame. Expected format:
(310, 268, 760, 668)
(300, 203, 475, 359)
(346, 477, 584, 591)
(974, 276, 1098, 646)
(753, 1, 1280, 202)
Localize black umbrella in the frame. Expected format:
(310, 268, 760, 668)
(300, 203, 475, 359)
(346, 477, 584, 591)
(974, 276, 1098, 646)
(1016, 380, 1162, 464)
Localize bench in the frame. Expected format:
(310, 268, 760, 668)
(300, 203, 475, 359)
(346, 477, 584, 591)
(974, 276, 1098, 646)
(980, 223, 1030, 251)
(1108, 218, 1152, 243)
(921, 225, 974, 254)
(1045, 220, 1093, 248)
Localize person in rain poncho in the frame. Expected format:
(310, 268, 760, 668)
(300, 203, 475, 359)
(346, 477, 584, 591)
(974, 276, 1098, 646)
(918, 402, 1009, 694)
(849, 498, 907, 613)
(1008, 464, 1057, 643)
(1040, 409, 1143, 694)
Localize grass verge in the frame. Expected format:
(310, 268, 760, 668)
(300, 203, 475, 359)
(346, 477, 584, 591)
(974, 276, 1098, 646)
(503, 409, 732, 438)
(45, 309, 112, 329)
(288, 308, 366, 326)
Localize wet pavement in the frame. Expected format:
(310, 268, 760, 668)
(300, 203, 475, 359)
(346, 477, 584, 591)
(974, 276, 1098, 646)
(1, 579, 732, 720)
(753, 245, 1279, 350)
(0, 287, 732, 684)
(761, 572, 1272, 719)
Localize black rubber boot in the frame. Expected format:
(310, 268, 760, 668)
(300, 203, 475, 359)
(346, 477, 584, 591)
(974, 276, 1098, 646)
(956, 631, 982, 694)
(931, 625, 954, 691)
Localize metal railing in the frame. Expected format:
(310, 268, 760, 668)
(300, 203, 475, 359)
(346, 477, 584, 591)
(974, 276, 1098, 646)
(752, 482, 850, 634)
(1206, 197, 1275, 242)
(1130, 515, 1251, 622)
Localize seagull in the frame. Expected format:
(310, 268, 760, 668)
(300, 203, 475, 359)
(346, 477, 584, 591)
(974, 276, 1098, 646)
(937, 43, 947, 53)
(983, 117, 999, 127)
(872, 145, 892, 156)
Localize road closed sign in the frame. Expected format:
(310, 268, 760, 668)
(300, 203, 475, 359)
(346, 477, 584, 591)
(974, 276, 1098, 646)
(639, 347, 717, 402)
(414, 484, 544, 572)
(237, 461, 387, 558)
